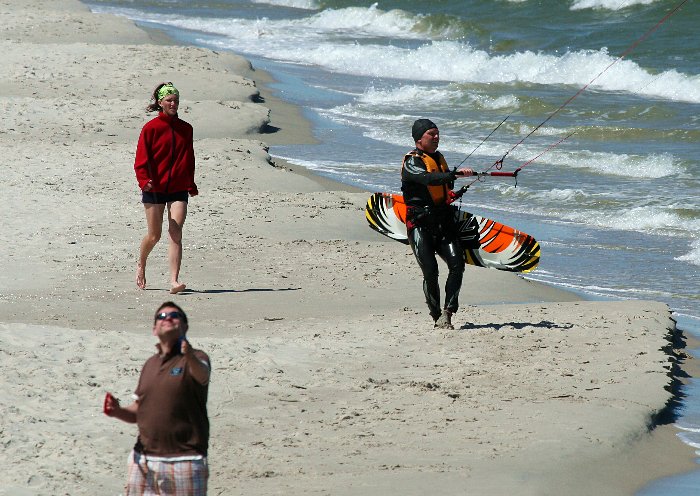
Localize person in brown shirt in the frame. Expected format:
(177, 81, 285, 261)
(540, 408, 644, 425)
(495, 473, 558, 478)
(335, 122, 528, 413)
(104, 301, 211, 495)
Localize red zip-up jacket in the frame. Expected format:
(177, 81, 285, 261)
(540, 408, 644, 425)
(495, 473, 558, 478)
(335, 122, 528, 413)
(134, 112, 198, 196)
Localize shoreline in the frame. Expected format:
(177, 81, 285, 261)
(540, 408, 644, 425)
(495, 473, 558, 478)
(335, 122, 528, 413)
(0, 1, 695, 494)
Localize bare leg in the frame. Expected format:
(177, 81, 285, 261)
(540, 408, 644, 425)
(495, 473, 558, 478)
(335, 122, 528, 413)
(167, 200, 188, 294)
(137, 203, 165, 289)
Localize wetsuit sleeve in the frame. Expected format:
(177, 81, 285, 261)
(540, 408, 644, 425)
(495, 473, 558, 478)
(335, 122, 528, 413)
(134, 126, 152, 190)
(402, 154, 457, 187)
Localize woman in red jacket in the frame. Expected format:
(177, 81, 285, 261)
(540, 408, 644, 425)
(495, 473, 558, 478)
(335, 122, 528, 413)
(134, 82, 198, 294)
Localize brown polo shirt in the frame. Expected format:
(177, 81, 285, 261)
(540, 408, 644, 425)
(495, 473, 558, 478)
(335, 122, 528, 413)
(134, 348, 210, 457)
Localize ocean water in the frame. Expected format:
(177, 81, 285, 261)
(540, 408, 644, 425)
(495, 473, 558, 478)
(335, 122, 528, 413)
(87, 0, 699, 490)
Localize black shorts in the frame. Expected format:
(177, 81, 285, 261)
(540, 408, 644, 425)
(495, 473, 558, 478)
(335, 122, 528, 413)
(142, 191, 189, 204)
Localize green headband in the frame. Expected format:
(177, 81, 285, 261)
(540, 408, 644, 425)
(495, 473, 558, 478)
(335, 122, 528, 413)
(157, 83, 179, 101)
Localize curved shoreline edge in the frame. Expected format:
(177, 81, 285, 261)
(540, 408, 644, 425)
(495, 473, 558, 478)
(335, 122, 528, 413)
(0, 0, 695, 494)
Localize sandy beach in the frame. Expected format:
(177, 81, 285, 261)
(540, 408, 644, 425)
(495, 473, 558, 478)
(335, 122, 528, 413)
(0, 1, 695, 494)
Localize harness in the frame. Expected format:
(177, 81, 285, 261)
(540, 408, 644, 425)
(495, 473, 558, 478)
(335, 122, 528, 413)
(403, 150, 450, 205)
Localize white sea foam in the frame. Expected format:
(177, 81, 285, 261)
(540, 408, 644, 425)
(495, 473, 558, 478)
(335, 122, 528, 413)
(582, 152, 679, 178)
(675, 431, 700, 450)
(571, 0, 660, 11)
(251, 0, 320, 10)
(676, 239, 700, 266)
(357, 85, 519, 110)
(302, 4, 425, 38)
(517, 124, 573, 137)
(533, 150, 681, 179)
(271, 155, 391, 190)
(91, 4, 700, 104)
(465, 145, 680, 179)
(528, 187, 591, 202)
(521, 275, 639, 300)
(335, 86, 519, 130)
(91, 5, 429, 41)
(258, 42, 700, 103)
(675, 426, 700, 433)
(472, 94, 521, 111)
(675, 419, 700, 433)
(182, 4, 419, 39)
(357, 85, 464, 107)
(565, 205, 700, 236)
(322, 106, 409, 122)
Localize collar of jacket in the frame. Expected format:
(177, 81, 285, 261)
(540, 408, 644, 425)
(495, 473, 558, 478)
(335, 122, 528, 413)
(157, 112, 178, 124)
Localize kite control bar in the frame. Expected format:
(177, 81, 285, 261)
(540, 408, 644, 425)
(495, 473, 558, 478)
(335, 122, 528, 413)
(476, 171, 518, 178)
(447, 168, 520, 204)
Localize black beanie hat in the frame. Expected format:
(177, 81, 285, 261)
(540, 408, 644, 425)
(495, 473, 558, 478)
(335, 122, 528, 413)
(412, 118, 437, 142)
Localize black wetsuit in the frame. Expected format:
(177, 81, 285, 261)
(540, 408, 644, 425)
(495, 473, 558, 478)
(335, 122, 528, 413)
(401, 150, 465, 321)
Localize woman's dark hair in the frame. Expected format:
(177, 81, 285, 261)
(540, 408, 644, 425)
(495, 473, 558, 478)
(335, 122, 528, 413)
(154, 301, 188, 325)
(146, 82, 170, 112)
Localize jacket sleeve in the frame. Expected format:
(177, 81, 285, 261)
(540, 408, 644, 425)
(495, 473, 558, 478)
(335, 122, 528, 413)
(134, 127, 152, 190)
(402, 155, 456, 187)
(187, 127, 198, 196)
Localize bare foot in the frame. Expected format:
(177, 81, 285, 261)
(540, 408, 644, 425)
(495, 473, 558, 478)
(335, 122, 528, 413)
(136, 263, 146, 290)
(170, 282, 186, 294)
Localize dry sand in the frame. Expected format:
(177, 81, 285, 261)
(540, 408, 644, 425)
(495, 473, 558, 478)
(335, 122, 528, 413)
(0, 1, 695, 494)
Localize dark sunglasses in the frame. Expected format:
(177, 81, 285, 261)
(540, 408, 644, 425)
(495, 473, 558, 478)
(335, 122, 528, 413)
(156, 311, 183, 321)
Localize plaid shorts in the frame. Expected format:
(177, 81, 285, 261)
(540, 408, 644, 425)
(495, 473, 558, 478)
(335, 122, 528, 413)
(126, 450, 208, 496)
